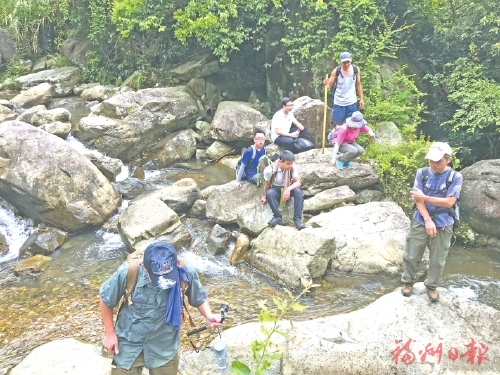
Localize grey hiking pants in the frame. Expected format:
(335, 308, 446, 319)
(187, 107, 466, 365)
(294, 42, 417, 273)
(401, 218, 453, 289)
(266, 186, 304, 220)
(338, 142, 364, 162)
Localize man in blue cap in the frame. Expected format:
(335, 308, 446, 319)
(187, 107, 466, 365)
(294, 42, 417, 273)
(323, 51, 365, 126)
(100, 241, 221, 374)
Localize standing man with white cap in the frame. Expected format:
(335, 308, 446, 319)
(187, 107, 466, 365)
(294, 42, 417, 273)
(401, 142, 463, 303)
(323, 51, 365, 126)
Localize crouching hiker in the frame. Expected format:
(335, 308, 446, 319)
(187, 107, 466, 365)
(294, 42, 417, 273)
(260, 150, 306, 230)
(327, 111, 375, 169)
(100, 241, 221, 375)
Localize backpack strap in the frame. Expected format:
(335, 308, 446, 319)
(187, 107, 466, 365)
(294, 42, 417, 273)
(125, 258, 140, 303)
(421, 167, 430, 186)
(117, 258, 140, 318)
(336, 64, 358, 80)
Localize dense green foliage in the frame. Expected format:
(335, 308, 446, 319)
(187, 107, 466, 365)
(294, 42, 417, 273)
(1, 0, 499, 203)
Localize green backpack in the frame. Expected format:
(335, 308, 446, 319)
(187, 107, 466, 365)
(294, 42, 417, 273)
(256, 152, 280, 186)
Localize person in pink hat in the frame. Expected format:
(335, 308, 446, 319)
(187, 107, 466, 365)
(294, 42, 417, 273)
(327, 111, 375, 169)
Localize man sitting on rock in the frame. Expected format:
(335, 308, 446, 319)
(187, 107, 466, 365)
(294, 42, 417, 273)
(233, 130, 267, 188)
(270, 97, 308, 154)
(401, 142, 463, 303)
(260, 150, 306, 230)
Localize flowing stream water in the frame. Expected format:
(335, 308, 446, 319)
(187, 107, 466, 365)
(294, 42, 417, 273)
(0, 129, 499, 374)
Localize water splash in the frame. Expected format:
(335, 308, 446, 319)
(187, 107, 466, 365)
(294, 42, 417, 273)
(181, 250, 238, 277)
(0, 206, 35, 263)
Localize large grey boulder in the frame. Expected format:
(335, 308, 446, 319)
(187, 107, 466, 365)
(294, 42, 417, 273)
(81, 84, 119, 101)
(135, 178, 200, 213)
(10, 83, 52, 109)
(118, 196, 192, 252)
(9, 338, 110, 375)
(0, 105, 11, 115)
(19, 227, 68, 257)
(31, 108, 71, 126)
(303, 185, 356, 213)
(182, 284, 500, 375)
(16, 105, 47, 123)
(142, 129, 197, 168)
(77, 115, 137, 160)
(78, 87, 204, 161)
(39, 121, 72, 138)
(292, 96, 332, 148)
(15, 67, 81, 97)
(210, 101, 268, 142)
(295, 149, 379, 196)
(307, 201, 409, 274)
(206, 182, 294, 236)
(0, 121, 121, 231)
(170, 52, 219, 81)
(114, 177, 156, 199)
(460, 159, 500, 238)
(247, 225, 334, 288)
(283, 283, 500, 374)
(0, 105, 15, 123)
(0, 28, 16, 63)
(206, 223, 229, 254)
(83, 152, 124, 182)
(205, 140, 233, 161)
(12, 254, 51, 276)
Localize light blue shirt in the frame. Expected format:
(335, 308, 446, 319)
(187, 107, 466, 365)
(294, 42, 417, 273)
(413, 167, 463, 228)
(100, 261, 207, 370)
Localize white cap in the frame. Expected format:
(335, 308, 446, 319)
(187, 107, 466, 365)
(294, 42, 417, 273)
(425, 142, 453, 162)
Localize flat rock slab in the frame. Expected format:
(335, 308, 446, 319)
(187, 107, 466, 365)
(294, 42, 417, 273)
(10, 338, 111, 375)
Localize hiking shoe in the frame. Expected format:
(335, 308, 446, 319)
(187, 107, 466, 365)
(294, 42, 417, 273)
(294, 219, 306, 230)
(345, 161, 354, 169)
(268, 216, 282, 227)
(427, 288, 440, 303)
(336, 160, 345, 170)
(401, 284, 413, 297)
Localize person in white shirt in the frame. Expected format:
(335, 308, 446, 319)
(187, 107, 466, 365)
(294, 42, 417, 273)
(270, 97, 308, 153)
(260, 150, 306, 230)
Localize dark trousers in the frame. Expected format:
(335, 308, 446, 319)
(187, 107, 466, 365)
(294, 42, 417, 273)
(274, 126, 308, 153)
(266, 186, 304, 220)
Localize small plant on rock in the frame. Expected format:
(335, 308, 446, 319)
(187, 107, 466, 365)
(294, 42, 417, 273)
(229, 278, 319, 375)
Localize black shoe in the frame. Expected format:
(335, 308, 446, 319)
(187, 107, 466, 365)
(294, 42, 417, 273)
(294, 219, 306, 230)
(268, 217, 282, 227)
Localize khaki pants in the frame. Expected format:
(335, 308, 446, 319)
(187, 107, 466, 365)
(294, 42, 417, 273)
(111, 351, 179, 375)
(401, 218, 453, 289)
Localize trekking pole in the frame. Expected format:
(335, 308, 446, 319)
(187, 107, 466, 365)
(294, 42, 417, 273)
(322, 74, 328, 154)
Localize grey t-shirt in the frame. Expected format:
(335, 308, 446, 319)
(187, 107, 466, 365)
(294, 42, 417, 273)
(333, 67, 357, 106)
(263, 163, 299, 187)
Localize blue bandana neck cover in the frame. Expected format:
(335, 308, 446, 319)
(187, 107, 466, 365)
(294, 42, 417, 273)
(164, 265, 190, 330)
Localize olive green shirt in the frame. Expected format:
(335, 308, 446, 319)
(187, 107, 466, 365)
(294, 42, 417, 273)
(99, 261, 207, 370)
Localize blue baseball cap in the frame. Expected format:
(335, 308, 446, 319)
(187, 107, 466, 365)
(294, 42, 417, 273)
(340, 52, 352, 62)
(143, 242, 179, 290)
